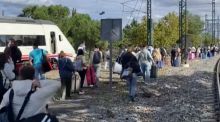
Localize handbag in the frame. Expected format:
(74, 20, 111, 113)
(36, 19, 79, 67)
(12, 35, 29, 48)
(86, 65, 96, 85)
(41, 50, 52, 73)
(121, 67, 133, 79)
(113, 62, 122, 74)
(74, 57, 83, 71)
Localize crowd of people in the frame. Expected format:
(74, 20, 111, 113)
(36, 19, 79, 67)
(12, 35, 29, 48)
(0, 39, 60, 121)
(0, 38, 220, 121)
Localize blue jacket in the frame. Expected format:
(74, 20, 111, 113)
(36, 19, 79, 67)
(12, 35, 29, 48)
(58, 58, 74, 78)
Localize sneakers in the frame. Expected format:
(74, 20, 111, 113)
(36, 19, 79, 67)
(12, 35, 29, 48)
(78, 90, 85, 95)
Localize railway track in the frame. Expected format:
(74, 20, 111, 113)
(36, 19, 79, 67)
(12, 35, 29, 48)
(202, 59, 220, 122)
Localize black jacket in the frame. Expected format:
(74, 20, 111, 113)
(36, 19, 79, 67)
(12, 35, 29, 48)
(121, 52, 141, 74)
(10, 46, 22, 64)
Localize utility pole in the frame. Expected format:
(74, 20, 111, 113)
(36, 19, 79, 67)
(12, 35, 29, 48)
(179, 1, 182, 47)
(179, 0, 188, 66)
(212, 0, 215, 45)
(147, 0, 152, 46)
(204, 14, 208, 47)
(217, 16, 220, 46)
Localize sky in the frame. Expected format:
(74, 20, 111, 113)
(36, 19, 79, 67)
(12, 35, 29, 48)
(0, 0, 220, 27)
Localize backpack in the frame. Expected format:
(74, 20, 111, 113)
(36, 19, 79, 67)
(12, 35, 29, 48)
(139, 51, 146, 60)
(93, 51, 101, 64)
(74, 57, 83, 71)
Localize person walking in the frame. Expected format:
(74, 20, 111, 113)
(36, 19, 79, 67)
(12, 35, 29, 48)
(7, 39, 22, 75)
(171, 47, 176, 67)
(91, 46, 102, 87)
(58, 51, 74, 99)
(152, 48, 162, 68)
(3, 48, 15, 86)
(138, 45, 154, 83)
(121, 47, 141, 102)
(29, 42, 47, 80)
(0, 52, 15, 102)
(75, 49, 87, 95)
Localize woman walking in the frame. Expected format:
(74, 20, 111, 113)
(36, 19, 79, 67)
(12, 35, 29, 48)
(121, 47, 141, 102)
(75, 49, 87, 95)
(58, 51, 74, 100)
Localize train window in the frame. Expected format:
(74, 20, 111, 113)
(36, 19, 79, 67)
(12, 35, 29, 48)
(59, 35, 62, 41)
(23, 35, 46, 46)
(0, 35, 46, 47)
(0, 35, 6, 46)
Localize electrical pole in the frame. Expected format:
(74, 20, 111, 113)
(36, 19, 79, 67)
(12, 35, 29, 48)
(217, 16, 220, 46)
(179, 1, 182, 47)
(204, 14, 208, 47)
(147, 0, 152, 46)
(212, 0, 215, 45)
(179, 0, 188, 66)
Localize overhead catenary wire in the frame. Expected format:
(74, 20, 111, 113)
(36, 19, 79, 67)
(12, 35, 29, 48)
(125, 0, 139, 26)
(135, 0, 144, 20)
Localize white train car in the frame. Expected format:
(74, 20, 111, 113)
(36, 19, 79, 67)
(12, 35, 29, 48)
(0, 17, 76, 68)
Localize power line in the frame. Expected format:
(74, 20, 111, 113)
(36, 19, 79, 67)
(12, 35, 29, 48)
(135, 0, 144, 20)
(125, 0, 139, 25)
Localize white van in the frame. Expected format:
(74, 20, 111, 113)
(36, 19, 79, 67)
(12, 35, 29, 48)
(0, 17, 76, 68)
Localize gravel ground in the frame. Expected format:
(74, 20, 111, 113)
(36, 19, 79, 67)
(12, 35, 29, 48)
(47, 56, 220, 122)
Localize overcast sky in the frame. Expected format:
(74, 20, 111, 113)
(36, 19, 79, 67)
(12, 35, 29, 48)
(0, 0, 220, 26)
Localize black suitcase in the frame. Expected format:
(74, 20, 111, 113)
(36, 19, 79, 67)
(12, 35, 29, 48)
(150, 64, 158, 78)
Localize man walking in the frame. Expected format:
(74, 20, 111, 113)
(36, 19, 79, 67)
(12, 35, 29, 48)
(29, 42, 47, 80)
(138, 45, 154, 83)
(91, 46, 102, 87)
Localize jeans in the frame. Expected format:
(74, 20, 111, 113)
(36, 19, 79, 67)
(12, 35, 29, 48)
(34, 65, 44, 80)
(140, 63, 151, 82)
(93, 63, 101, 85)
(126, 73, 137, 97)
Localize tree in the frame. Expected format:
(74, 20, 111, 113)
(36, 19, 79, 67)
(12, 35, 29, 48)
(123, 18, 147, 47)
(187, 13, 204, 47)
(154, 12, 179, 49)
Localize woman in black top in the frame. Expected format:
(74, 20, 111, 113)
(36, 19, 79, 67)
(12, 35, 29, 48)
(121, 47, 141, 102)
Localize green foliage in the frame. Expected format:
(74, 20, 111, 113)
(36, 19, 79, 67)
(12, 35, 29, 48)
(122, 11, 209, 50)
(202, 33, 213, 46)
(123, 19, 147, 47)
(19, 5, 213, 51)
(154, 12, 179, 49)
(187, 13, 204, 47)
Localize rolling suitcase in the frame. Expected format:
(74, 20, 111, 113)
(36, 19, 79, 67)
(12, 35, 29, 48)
(86, 65, 96, 85)
(150, 64, 158, 78)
